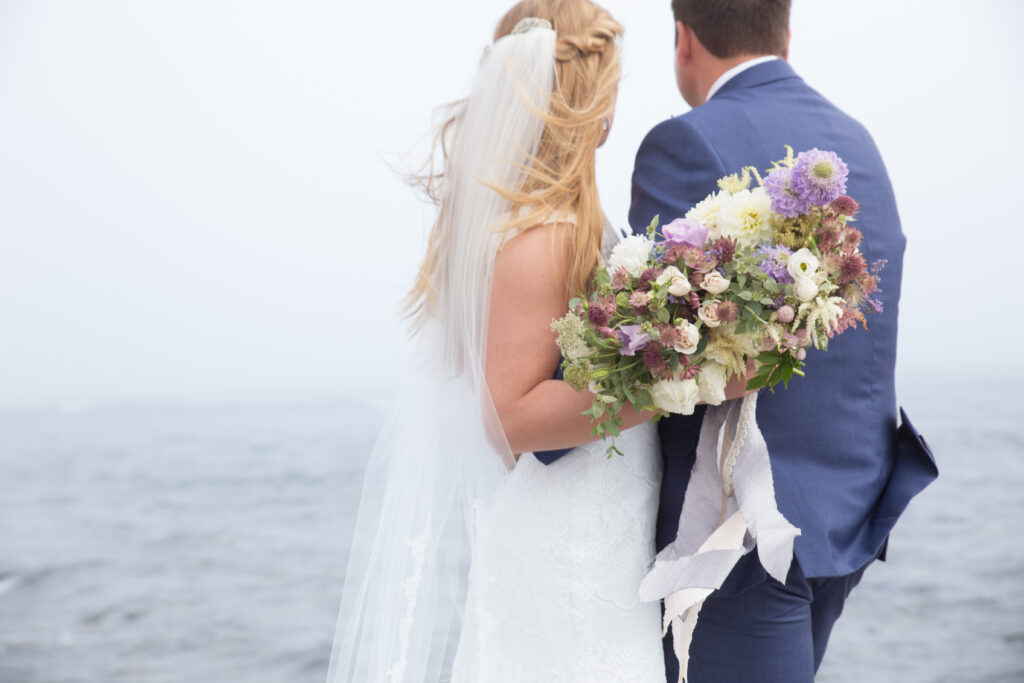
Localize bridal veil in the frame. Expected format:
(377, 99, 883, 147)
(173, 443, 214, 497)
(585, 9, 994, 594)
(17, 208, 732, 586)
(326, 23, 556, 682)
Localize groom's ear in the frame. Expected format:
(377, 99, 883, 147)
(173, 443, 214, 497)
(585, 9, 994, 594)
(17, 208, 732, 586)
(675, 21, 692, 65)
(782, 28, 791, 60)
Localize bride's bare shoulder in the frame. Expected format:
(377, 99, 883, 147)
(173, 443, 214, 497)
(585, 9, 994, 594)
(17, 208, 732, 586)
(495, 220, 575, 281)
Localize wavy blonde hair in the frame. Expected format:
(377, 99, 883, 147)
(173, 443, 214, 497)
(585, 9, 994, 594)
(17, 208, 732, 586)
(405, 0, 623, 325)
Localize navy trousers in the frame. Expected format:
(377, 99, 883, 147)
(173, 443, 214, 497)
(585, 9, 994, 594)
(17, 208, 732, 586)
(664, 557, 872, 683)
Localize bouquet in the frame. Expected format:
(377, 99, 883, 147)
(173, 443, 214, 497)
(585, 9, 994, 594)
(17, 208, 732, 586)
(551, 146, 886, 455)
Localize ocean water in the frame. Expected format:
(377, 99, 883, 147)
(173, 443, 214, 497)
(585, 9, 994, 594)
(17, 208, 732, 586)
(0, 379, 1021, 682)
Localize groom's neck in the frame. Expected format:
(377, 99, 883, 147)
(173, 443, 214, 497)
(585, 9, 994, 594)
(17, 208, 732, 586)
(693, 53, 775, 107)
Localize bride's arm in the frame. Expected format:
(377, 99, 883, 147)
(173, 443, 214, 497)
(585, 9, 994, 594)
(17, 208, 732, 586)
(485, 222, 647, 456)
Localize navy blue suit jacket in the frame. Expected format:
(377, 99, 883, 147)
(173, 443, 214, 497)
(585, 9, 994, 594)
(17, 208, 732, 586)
(539, 60, 937, 585)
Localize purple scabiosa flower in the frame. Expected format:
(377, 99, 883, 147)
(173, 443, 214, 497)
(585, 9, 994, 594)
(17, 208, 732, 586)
(838, 252, 867, 284)
(755, 244, 794, 283)
(830, 195, 860, 216)
(611, 267, 630, 290)
(643, 348, 671, 379)
(588, 305, 610, 328)
(777, 305, 795, 323)
(870, 259, 888, 275)
(628, 291, 650, 314)
(791, 149, 849, 206)
(794, 328, 811, 348)
(764, 166, 811, 218)
(717, 300, 740, 324)
(617, 324, 651, 356)
(662, 218, 709, 249)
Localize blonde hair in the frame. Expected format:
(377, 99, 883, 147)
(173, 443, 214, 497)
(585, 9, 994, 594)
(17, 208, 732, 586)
(405, 0, 623, 325)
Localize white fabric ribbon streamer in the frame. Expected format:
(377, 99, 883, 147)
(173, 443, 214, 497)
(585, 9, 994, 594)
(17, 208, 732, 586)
(639, 393, 801, 683)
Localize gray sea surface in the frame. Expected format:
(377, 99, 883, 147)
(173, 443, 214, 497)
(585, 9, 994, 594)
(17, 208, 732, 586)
(0, 378, 1021, 682)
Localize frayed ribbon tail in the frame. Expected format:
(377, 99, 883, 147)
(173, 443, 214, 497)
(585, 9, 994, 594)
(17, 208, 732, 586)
(639, 393, 801, 682)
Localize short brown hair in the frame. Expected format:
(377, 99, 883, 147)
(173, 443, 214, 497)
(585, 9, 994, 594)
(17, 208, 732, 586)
(672, 0, 790, 59)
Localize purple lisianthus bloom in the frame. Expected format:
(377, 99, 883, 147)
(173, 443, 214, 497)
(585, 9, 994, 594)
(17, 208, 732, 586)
(755, 244, 794, 283)
(791, 148, 849, 206)
(763, 166, 810, 218)
(661, 218, 708, 248)
(616, 324, 651, 356)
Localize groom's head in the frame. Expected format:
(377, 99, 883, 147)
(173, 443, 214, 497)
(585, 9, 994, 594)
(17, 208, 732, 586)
(671, 0, 791, 107)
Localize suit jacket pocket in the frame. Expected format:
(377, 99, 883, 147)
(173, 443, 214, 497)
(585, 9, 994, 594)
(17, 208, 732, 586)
(872, 407, 939, 521)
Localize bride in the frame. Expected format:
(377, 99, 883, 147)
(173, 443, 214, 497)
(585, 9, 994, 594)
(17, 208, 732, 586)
(327, 2, 745, 680)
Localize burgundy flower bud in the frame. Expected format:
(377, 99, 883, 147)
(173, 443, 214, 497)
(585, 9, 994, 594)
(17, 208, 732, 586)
(629, 291, 650, 314)
(830, 195, 860, 216)
(611, 267, 630, 290)
(638, 268, 660, 291)
(682, 364, 701, 380)
(838, 252, 866, 284)
(816, 222, 841, 252)
(717, 301, 739, 324)
(588, 305, 610, 328)
(656, 323, 680, 349)
(663, 245, 687, 265)
(842, 227, 863, 252)
(642, 349, 671, 380)
(710, 237, 737, 264)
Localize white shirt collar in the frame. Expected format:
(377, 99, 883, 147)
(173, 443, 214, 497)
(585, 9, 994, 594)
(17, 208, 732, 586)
(705, 55, 779, 102)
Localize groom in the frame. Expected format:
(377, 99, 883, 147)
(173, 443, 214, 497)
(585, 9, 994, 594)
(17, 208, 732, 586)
(626, 1, 938, 681)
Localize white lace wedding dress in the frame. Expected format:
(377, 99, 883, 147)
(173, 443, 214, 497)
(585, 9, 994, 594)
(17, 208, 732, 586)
(451, 224, 667, 682)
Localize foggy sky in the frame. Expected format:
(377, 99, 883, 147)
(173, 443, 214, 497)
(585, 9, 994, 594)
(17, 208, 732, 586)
(1, 1, 1021, 409)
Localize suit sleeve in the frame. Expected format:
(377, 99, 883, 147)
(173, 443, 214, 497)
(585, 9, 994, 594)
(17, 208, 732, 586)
(629, 116, 728, 236)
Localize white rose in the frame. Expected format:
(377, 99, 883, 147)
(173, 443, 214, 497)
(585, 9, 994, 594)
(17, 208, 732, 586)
(674, 320, 700, 355)
(697, 299, 722, 328)
(608, 234, 655, 278)
(657, 265, 691, 297)
(787, 248, 820, 281)
(698, 360, 728, 406)
(793, 278, 819, 302)
(700, 271, 731, 295)
(651, 378, 699, 415)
